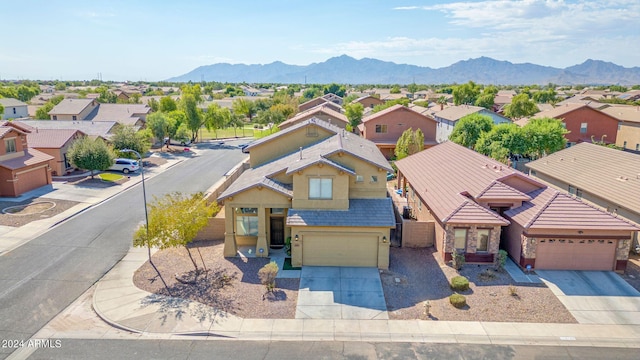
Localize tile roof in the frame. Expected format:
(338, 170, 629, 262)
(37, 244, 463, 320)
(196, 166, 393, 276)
(361, 104, 436, 123)
(476, 181, 531, 202)
(0, 98, 27, 107)
(395, 141, 520, 224)
(49, 99, 95, 115)
(443, 201, 510, 225)
(526, 142, 640, 216)
(0, 148, 54, 170)
(279, 104, 348, 129)
(505, 188, 638, 231)
(600, 105, 640, 123)
(432, 105, 485, 122)
(85, 104, 150, 125)
(286, 198, 396, 227)
(219, 120, 392, 202)
(532, 103, 588, 119)
(27, 129, 83, 148)
(14, 120, 117, 138)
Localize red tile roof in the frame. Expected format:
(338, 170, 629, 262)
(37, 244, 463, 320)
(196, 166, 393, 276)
(0, 148, 54, 170)
(362, 104, 436, 124)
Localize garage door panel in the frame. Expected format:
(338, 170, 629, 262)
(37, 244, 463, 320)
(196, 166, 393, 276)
(303, 233, 378, 267)
(17, 167, 48, 194)
(536, 239, 616, 271)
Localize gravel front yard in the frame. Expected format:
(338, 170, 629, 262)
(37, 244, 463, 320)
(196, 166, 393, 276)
(135, 241, 578, 323)
(0, 198, 80, 227)
(381, 247, 576, 323)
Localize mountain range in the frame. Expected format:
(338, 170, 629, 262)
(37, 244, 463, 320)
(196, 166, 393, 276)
(167, 55, 640, 85)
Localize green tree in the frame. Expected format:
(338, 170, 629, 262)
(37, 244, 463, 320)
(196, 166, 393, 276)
(395, 128, 424, 160)
(0, 103, 3, 118)
(390, 85, 401, 94)
(181, 93, 203, 142)
(147, 97, 159, 112)
(475, 123, 528, 163)
(323, 83, 346, 97)
(372, 98, 410, 113)
(475, 94, 495, 109)
(111, 125, 151, 156)
(67, 137, 115, 179)
(35, 103, 54, 119)
(133, 192, 218, 275)
(180, 84, 203, 103)
(146, 112, 176, 148)
(503, 93, 539, 119)
(203, 103, 230, 139)
(302, 87, 322, 100)
(453, 81, 481, 105)
(449, 113, 494, 148)
(344, 102, 364, 131)
(532, 89, 557, 104)
(407, 83, 419, 95)
(522, 117, 568, 159)
(232, 98, 256, 121)
(158, 96, 177, 112)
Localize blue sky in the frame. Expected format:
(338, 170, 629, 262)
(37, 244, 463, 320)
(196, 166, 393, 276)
(2, 0, 638, 81)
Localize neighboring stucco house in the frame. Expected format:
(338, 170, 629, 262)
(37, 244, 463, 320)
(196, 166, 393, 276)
(217, 118, 395, 269)
(395, 141, 637, 272)
(432, 105, 512, 143)
(526, 142, 640, 247)
(600, 105, 640, 151)
(531, 103, 620, 146)
(358, 104, 438, 159)
(352, 95, 384, 109)
(49, 99, 149, 128)
(49, 99, 99, 121)
(25, 127, 86, 176)
(279, 104, 348, 130)
(0, 123, 53, 197)
(0, 98, 29, 120)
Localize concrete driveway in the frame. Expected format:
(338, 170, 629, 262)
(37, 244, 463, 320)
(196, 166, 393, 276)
(295, 266, 388, 320)
(536, 270, 640, 325)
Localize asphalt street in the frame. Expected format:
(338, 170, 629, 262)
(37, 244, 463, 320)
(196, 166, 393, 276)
(0, 141, 248, 359)
(25, 340, 640, 360)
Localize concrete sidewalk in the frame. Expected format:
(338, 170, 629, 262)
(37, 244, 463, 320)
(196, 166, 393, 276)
(89, 247, 640, 348)
(0, 152, 188, 255)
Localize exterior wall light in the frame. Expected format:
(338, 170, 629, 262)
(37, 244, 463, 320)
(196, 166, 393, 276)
(382, 236, 387, 243)
(295, 235, 299, 241)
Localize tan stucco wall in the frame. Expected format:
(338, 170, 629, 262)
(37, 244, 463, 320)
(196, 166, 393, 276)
(326, 153, 388, 199)
(280, 113, 347, 130)
(249, 124, 334, 167)
(616, 122, 640, 150)
(292, 165, 349, 210)
(290, 226, 391, 269)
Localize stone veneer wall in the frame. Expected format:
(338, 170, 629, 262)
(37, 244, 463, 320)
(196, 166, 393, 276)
(443, 224, 501, 256)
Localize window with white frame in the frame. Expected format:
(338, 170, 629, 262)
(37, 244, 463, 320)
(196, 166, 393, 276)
(370, 175, 378, 183)
(309, 178, 332, 199)
(580, 122, 588, 134)
(235, 208, 258, 236)
(477, 229, 490, 252)
(355, 175, 364, 183)
(454, 228, 467, 250)
(5, 138, 17, 153)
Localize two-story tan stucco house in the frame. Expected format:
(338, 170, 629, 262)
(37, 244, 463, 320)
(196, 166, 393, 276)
(217, 118, 395, 269)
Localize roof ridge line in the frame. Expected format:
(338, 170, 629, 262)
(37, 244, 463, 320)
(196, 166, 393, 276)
(524, 190, 559, 229)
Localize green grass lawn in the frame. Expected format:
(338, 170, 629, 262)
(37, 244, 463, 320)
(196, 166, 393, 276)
(98, 173, 124, 182)
(199, 125, 279, 140)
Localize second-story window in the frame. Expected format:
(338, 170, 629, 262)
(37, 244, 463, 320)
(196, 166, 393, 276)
(5, 138, 17, 153)
(72, 115, 77, 121)
(580, 122, 588, 134)
(309, 178, 332, 199)
(375, 124, 387, 133)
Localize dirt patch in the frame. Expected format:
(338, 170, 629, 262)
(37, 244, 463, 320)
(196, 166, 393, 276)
(0, 198, 80, 227)
(133, 240, 299, 319)
(381, 247, 577, 323)
(2, 201, 55, 215)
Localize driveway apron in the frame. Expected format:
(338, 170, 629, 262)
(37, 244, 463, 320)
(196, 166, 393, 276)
(537, 270, 640, 325)
(296, 266, 388, 320)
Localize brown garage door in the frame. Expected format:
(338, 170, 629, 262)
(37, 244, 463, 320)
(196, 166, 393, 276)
(302, 233, 378, 267)
(17, 167, 48, 195)
(535, 239, 616, 270)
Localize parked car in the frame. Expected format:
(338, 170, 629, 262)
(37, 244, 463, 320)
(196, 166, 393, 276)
(387, 171, 396, 181)
(238, 143, 250, 153)
(109, 158, 139, 174)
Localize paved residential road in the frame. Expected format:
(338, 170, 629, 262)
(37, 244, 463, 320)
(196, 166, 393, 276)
(0, 141, 248, 359)
(25, 340, 640, 360)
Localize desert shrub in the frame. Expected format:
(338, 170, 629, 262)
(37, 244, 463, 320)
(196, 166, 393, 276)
(451, 251, 465, 270)
(258, 261, 279, 293)
(450, 276, 470, 291)
(449, 294, 467, 308)
(479, 268, 496, 282)
(508, 285, 518, 297)
(494, 249, 508, 271)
